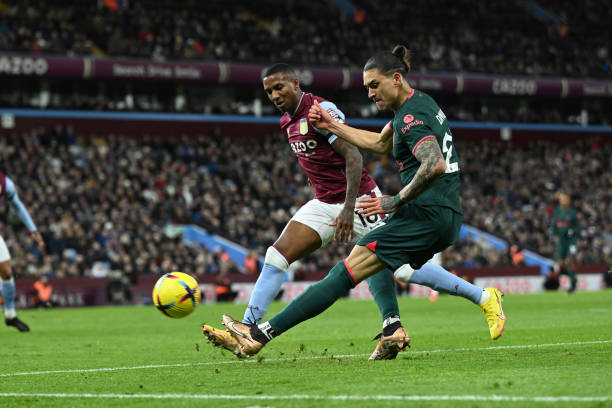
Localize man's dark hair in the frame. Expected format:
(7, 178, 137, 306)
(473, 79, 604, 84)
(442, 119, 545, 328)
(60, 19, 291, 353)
(261, 63, 298, 80)
(363, 45, 412, 79)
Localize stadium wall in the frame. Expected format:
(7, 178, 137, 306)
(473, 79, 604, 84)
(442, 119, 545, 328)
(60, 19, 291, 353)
(1, 53, 611, 98)
(13, 267, 608, 308)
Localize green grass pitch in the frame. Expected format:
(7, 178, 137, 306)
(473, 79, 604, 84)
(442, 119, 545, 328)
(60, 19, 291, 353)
(1, 290, 611, 407)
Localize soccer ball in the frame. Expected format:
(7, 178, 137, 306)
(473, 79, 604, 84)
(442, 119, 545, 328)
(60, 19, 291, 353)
(152, 272, 201, 318)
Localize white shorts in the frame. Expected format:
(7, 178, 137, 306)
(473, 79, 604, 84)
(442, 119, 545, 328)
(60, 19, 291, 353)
(289, 186, 385, 247)
(0, 236, 11, 263)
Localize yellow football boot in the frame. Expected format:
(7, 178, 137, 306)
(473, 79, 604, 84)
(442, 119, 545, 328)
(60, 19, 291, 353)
(480, 287, 506, 340)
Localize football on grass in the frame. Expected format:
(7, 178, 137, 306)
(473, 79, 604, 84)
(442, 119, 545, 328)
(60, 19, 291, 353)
(152, 272, 201, 318)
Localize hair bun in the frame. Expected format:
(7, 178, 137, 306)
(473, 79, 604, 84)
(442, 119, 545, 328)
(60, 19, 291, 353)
(392, 45, 407, 59)
(392, 45, 411, 73)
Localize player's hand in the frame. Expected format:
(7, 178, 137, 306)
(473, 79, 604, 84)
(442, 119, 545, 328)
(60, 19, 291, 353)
(31, 231, 45, 251)
(356, 195, 398, 216)
(308, 100, 333, 130)
(329, 206, 355, 244)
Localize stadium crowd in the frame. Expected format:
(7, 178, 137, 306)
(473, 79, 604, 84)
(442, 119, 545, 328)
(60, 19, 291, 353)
(1, 127, 610, 281)
(0, 0, 609, 78)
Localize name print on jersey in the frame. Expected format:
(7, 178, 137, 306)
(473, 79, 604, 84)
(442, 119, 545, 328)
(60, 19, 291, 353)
(290, 139, 318, 156)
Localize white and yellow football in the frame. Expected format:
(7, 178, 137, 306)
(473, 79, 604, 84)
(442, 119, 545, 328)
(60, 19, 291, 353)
(152, 272, 201, 318)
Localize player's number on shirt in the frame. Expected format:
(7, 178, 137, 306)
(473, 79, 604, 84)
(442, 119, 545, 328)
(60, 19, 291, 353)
(442, 132, 459, 173)
(355, 211, 379, 227)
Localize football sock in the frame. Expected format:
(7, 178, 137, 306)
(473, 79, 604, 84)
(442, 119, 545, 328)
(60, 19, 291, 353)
(382, 320, 402, 337)
(267, 260, 355, 336)
(478, 289, 490, 305)
(2, 277, 17, 319)
(410, 263, 482, 304)
(243, 263, 286, 325)
(366, 268, 400, 321)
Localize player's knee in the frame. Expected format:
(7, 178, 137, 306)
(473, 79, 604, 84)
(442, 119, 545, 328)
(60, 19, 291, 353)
(264, 246, 289, 271)
(394, 264, 415, 283)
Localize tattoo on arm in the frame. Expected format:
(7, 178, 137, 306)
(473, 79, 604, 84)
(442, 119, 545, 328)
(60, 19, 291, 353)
(397, 138, 445, 204)
(332, 138, 362, 208)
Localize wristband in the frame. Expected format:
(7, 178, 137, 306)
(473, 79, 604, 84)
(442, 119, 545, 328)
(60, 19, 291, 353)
(393, 194, 403, 207)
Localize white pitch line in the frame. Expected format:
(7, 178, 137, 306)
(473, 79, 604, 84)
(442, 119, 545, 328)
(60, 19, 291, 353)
(1, 339, 610, 378)
(0, 392, 609, 403)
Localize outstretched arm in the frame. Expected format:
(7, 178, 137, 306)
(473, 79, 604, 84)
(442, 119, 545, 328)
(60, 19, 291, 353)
(356, 138, 446, 216)
(5, 177, 45, 250)
(309, 100, 393, 154)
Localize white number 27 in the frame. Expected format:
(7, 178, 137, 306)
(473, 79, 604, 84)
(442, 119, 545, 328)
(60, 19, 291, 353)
(442, 132, 459, 173)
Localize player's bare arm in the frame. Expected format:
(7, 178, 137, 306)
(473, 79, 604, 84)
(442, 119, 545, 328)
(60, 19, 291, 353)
(357, 138, 446, 216)
(309, 101, 391, 154)
(329, 137, 362, 244)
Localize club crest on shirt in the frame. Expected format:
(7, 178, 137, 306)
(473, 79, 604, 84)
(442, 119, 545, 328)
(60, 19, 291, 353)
(300, 118, 308, 135)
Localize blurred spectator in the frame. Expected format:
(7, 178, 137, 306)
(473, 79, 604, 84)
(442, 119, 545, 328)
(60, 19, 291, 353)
(215, 276, 238, 302)
(30, 274, 55, 308)
(106, 270, 133, 305)
(244, 251, 259, 275)
(0, 127, 610, 277)
(510, 245, 526, 267)
(216, 248, 238, 276)
(604, 266, 612, 288)
(543, 267, 561, 291)
(0, 0, 608, 78)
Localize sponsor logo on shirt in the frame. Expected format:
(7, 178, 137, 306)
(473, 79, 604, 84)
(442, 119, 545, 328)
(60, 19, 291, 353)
(400, 116, 424, 134)
(290, 139, 318, 156)
(328, 109, 340, 121)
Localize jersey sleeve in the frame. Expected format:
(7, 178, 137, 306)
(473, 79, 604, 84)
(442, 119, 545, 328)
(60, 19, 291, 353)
(5, 177, 37, 232)
(314, 101, 345, 144)
(397, 110, 438, 155)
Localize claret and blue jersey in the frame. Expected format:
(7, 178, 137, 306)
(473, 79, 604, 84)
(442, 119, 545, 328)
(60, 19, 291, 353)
(279, 92, 377, 204)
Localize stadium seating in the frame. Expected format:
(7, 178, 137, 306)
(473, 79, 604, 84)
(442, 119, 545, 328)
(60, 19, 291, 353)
(1, 0, 609, 77)
(1, 127, 609, 278)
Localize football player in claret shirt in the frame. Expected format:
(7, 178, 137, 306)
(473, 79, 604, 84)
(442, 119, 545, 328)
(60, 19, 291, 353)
(204, 63, 407, 360)
(0, 172, 45, 331)
(204, 48, 507, 359)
